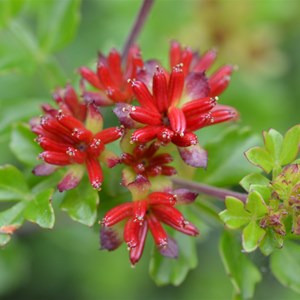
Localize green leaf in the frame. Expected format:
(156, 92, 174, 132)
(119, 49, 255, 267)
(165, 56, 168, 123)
(270, 241, 300, 294)
(149, 232, 197, 286)
(248, 185, 271, 203)
(0, 165, 31, 201)
(240, 173, 270, 192)
(263, 129, 283, 161)
(245, 147, 273, 173)
(60, 182, 99, 226)
(260, 229, 283, 256)
(10, 123, 41, 166)
(219, 197, 251, 229)
(195, 127, 259, 186)
(24, 188, 55, 229)
(0, 0, 24, 28)
(245, 191, 267, 217)
(0, 234, 11, 247)
(242, 219, 266, 252)
(37, 0, 81, 53)
(219, 231, 262, 299)
(280, 125, 300, 165)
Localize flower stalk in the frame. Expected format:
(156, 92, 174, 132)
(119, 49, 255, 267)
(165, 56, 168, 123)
(172, 177, 248, 203)
(122, 0, 155, 62)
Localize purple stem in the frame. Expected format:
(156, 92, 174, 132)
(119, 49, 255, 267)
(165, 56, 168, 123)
(122, 0, 155, 62)
(172, 177, 248, 203)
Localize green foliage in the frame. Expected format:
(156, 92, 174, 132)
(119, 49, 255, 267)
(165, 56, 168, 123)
(0, 165, 55, 245)
(270, 241, 300, 294)
(219, 231, 262, 299)
(149, 232, 197, 286)
(196, 126, 260, 186)
(60, 179, 100, 226)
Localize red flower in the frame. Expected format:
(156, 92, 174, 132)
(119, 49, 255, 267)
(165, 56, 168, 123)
(120, 140, 176, 180)
(169, 40, 235, 97)
(115, 63, 238, 167)
(31, 85, 123, 191)
(100, 176, 198, 265)
(79, 45, 143, 106)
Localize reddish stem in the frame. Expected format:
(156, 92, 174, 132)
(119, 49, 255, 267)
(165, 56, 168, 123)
(122, 0, 155, 62)
(172, 177, 247, 203)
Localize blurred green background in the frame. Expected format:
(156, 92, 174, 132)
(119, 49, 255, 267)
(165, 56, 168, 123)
(0, 0, 300, 299)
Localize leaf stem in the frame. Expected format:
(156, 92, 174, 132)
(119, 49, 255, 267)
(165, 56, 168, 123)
(122, 0, 155, 62)
(172, 177, 248, 203)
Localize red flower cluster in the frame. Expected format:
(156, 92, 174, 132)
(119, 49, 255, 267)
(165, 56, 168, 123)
(100, 176, 198, 265)
(80, 46, 143, 105)
(31, 85, 123, 191)
(31, 40, 239, 265)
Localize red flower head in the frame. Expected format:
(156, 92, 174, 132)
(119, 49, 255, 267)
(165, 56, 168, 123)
(100, 176, 199, 265)
(114, 61, 238, 167)
(31, 85, 123, 191)
(79, 45, 143, 106)
(169, 40, 235, 97)
(120, 131, 176, 184)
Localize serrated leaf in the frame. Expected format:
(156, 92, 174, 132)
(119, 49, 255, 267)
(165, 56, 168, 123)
(245, 147, 273, 173)
(37, 0, 81, 53)
(24, 188, 55, 229)
(242, 219, 266, 252)
(60, 182, 99, 226)
(10, 123, 41, 166)
(219, 197, 251, 229)
(0, 165, 31, 201)
(270, 241, 300, 294)
(280, 125, 300, 165)
(195, 127, 259, 186)
(245, 191, 267, 217)
(149, 232, 197, 286)
(240, 173, 270, 192)
(219, 231, 262, 299)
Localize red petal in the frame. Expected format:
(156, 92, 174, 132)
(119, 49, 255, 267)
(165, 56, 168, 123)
(161, 166, 177, 176)
(108, 48, 123, 84)
(131, 126, 161, 144)
(79, 67, 103, 90)
(209, 65, 233, 83)
(97, 63, 115, 89)
(102, 202, 133, 227)
(87, 138, 105, 157)
(36, 136, 70, 152)
(129, 106, 162, 126)
(130, 80, 158, 112)
(133, 200, 148, 223)
(153, 67, 169, 113)
(152, 205, 186, 228)
(172, 132, 197, 147)
(181, 47, 194, 75)
(168, 64, 185, 107)
(40, 151, 72, 166)
(157, 127, 174, 144)
(181, 97, 216, 117)
(94, 126, 124, 144)
(86, 156, 103, 190)
(124, 218, 141, 248)
(168, 107, 186, 134)
(169, 40, 181, 68)
(168, 221, 199, 236)
(149, 153, 173, 166)
(147, 213, 168, 248)
(140, 141, 160, 158)
(193, 49, 217, 72)
(130, 221, 148, 265)
(209, 76, 231, 97)
(148, 192, 176, 206)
